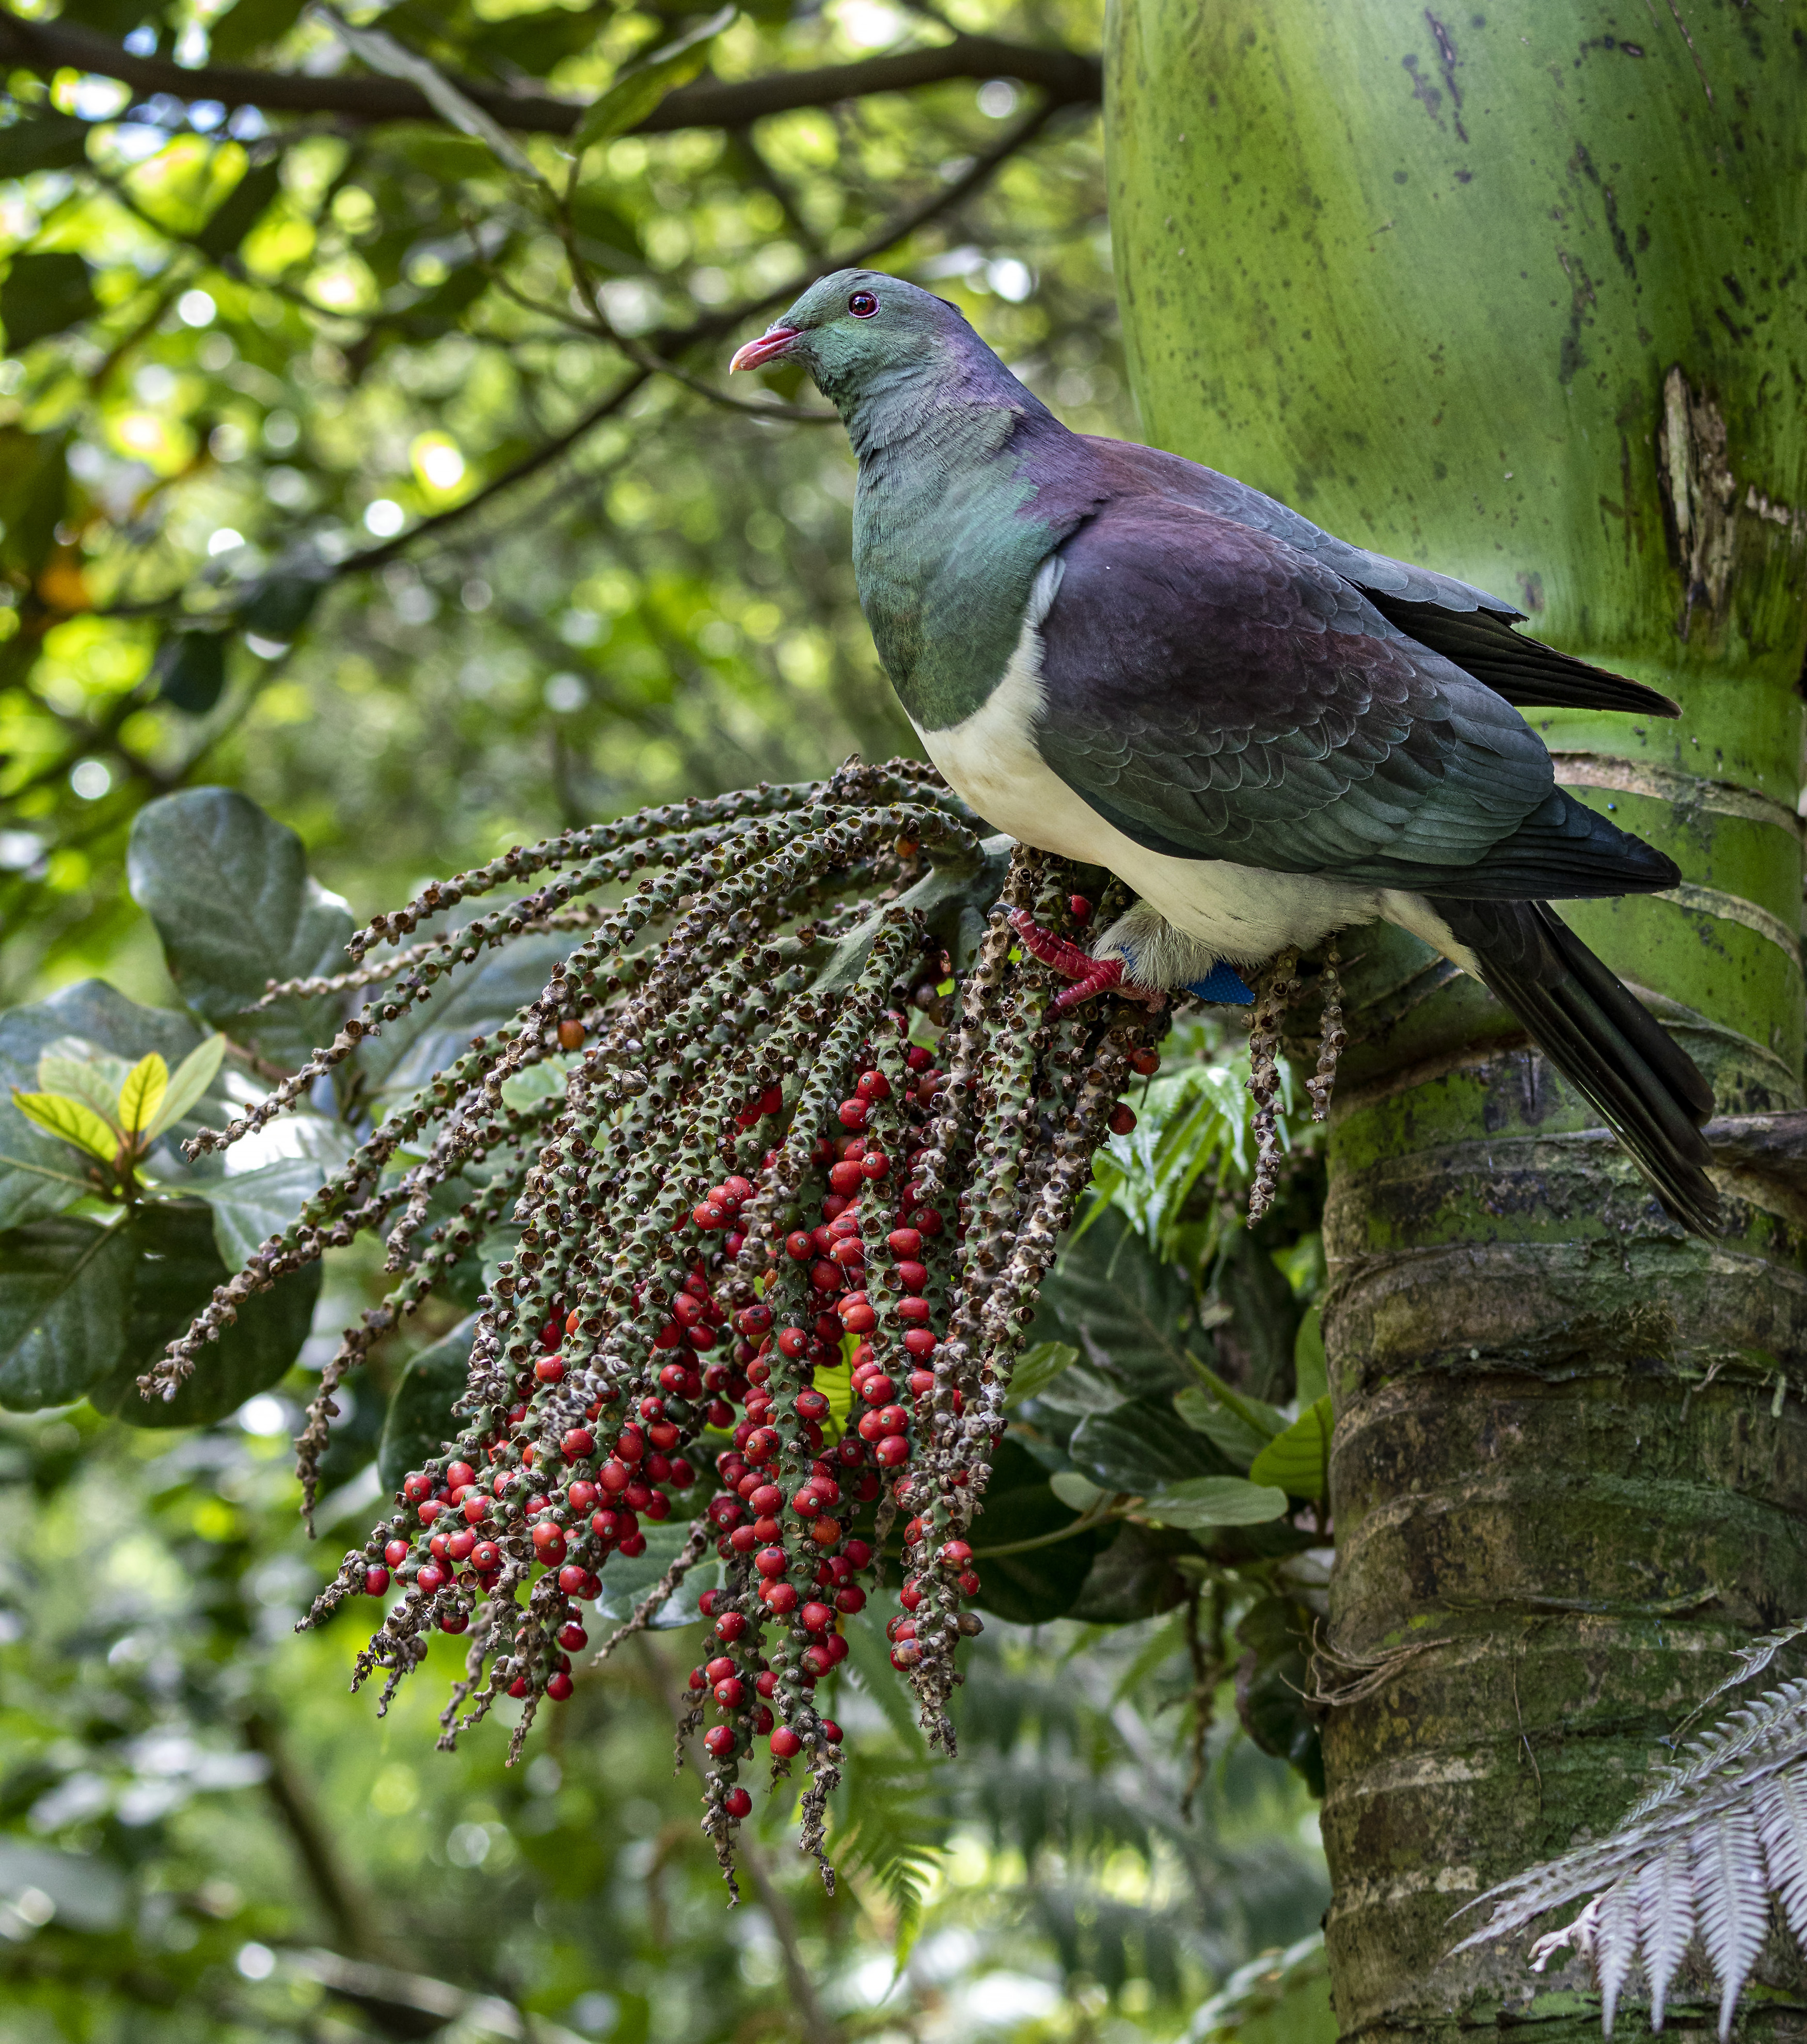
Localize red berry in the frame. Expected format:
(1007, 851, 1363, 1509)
(860, 1150, 890, 1180)
(939, 1540, 974, 1567)
(1108, 1104, 1137, 1136)
(959, 1570, 982, 1596)
(891, 1641, 923, 1670)
(876, 1435, 910, 1467)
(716, 1611, 748, 1642)
(837, 1098, 870, 1131)
(472, 1540, 499, 1571)
(619, 1530, 646, 1558)
(704, 1726, 736, 1757)
(801, 1645, 832, 1677)
(835, 1585, 866, 1613)
(811, 1516, 841, 1547)
(897, 1296, 931, 1324)
(900, 1581, 924, 1610)
(856, 1071, 891, 1102)
(786, 1230, 813, 1260)
(800, 1600, 833, 1634)
(908, 1369, 936, 1398)
(559, 1622, 588, 1651)
(895, 1261, 927, 1292)
(810, 1260, 842, 1293)
(403, 1473, 433, 1505)
(903, 1328, 938, 1358)
(384, 1539, 409, 1567)
(859, 1375, 895, 1406)
(770, 1727, 802, 1758)
(842, 1539, 873, 1570)
(1129, 1046, 1161, 1076)
(766, 1582, 799, 1614)
(561, 1428, 595, 1461)
(693, 1201, 727, 1230)
(723, 1786, 753, 1820)
(714, 1677, 746, 1709)
(418, 1562, 449, 1593)
(754, 1545, 787, 1578)
(558, 1563, 589, 1593)
(820, 1718, 844, 1746)
(829, 1159, 864, 1195)
(839, 1301, 876, 1334)
(567, 1480, 598, 1513)
(777, 1327, 809, 1359)
(364, 1566, 390, 1595)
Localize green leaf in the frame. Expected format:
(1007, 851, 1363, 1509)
(0, 112, 92, 181)
(35, 1046, 124, 1129)
(148, 1035, 227, 1140)
(590, 1520, 718, 1630)
(572, 6, 737, 153)
(1067, 1394, 1240, 1494)
(1294, 1304, 1328, 1404)
(207, 0, 308, 65)
(0, 987, 214, 1228)
(153, 630, 229, 715)
(1070, 1522, 1199, 1624)
(188, 1156, 329, 1270)
(1139, 1476, 1288, 1529)
(378, 1313, 479, 1493)
(1005, 1338, 1077, 1408)
(194, 160, 283, 260)
(354, 932, 568, 1097)
(117, 1053, 168, 1140)
(126, 787, 355, 1065)
(237, 568, 327, 643)
(1247, 1395, 1333, 1501)
(10, 1091, 120, 1164)
(966, 1436, 1111, 1625)
(87, 1203, 321, 1429)
(1049, 1468, 1102, 1512)
(328, 13, 545, 181)
(1174, 1382, 1284, 1471)
(0, 1216, 135, 1409)
(1027, 1206, 1207, 1401)
(1235, 1596, 1324, 1796)
(0, 252, 97, 352)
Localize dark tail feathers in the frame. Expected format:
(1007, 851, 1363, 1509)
(1430, 897, 1719, 1236)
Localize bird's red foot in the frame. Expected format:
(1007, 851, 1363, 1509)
(1008, 909, 1165, 1012)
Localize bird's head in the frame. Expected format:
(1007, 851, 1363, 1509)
(729, 268, 975, 411)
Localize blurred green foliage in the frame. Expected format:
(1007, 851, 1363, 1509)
(0, 3, 1335, 2036)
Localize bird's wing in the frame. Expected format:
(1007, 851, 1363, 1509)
(1082, 439, 1679, 719)
(1033, 501, 1674, 899)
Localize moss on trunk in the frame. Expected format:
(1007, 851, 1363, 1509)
(1105, 2, 1807, 2032)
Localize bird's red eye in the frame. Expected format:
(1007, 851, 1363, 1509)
(848, 291, 879, 318)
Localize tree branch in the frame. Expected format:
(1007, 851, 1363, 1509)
(0, 11, 1099, 137)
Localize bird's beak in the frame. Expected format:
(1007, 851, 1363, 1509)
(729, 326, 800, 373)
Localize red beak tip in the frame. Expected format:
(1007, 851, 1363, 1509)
(730, 327, 800, 373)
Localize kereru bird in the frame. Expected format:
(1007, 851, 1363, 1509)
(730, 270, 1718, 1234)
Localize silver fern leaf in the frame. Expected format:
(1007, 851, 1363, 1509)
(1454, 1670, 1807, 2038)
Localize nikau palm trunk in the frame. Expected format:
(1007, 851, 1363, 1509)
(1105, 4, 1807, 2036)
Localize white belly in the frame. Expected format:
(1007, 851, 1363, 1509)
(914, 621, 1389, 968)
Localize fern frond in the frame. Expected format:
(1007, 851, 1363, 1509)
(1460, 1671, 1807, 2039)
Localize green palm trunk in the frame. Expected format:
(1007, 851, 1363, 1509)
(1105, 4, 1807, 2034)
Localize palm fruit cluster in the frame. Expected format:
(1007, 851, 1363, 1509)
(158, 759, 1164, 1889)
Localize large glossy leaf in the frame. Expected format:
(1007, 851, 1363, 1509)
(1005, 1338, 1077, 1408)
(1174, 1382, 1285, 1471)
(591, 1522, 720, 1630)
(966, 1436, 1111, 1625)
(378, 1313, 479, 1493)
(126, 788, 354, 1065)
(0, 1216, 135, 1409)
(1235, 1596, 1324, 1797)
(1069, 1523, 1198, 1624)
(354, 933, 567, 1098)
(0, 984, 210, 1229)
(1067, 1395, 1239, 1494)
(1247, 1397, 1333, 1502)
(1139, 1476, 1288, 1529)
(87, 1202, 320, 1429)
(189, 1156, 328, 1270)
(1028, 1207, 1204, 1400)
(0, 252, 97, 351)
(10, 1090, 118, 1165)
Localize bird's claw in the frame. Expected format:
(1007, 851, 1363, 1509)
(1008, 908, 1166, 1012)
